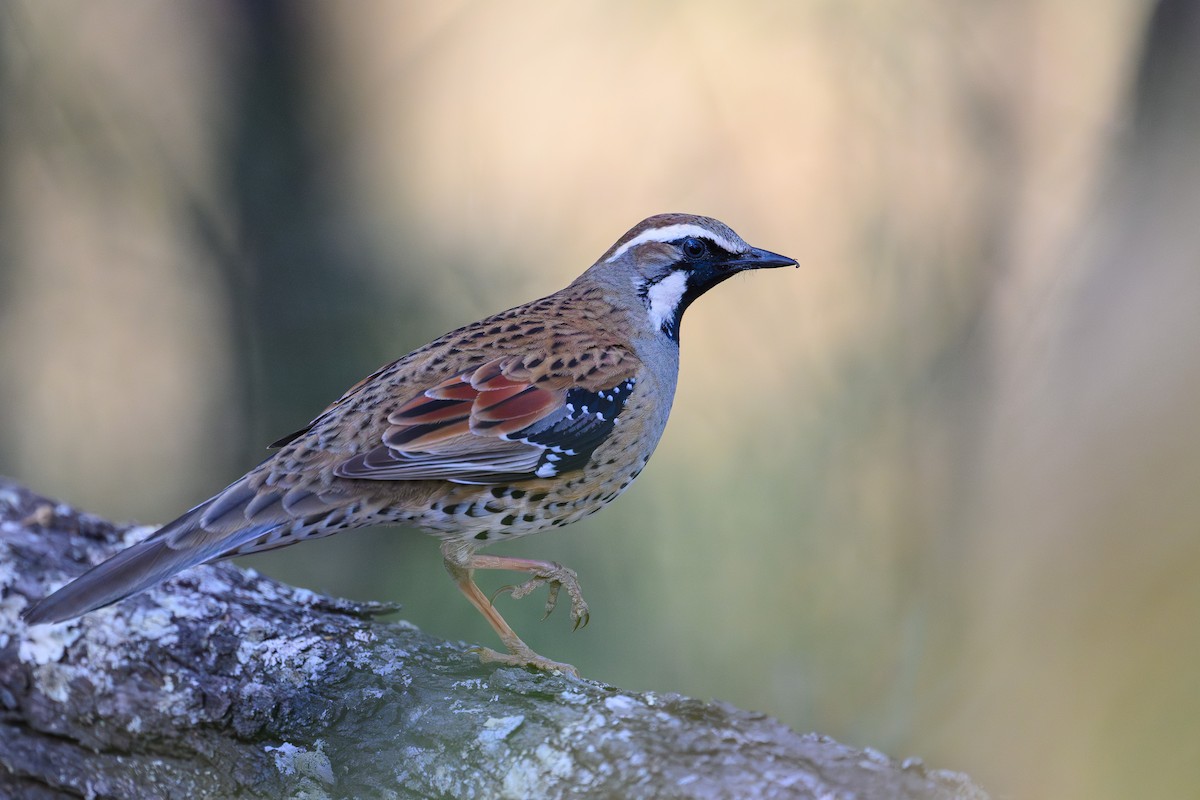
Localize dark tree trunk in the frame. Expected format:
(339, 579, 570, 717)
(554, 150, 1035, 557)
(0, 480, 986, 799)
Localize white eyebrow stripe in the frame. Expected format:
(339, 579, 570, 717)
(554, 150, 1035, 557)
(605, 223, 744, 262)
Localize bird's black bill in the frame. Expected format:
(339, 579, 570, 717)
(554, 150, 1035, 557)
(728, 246, 798, 270)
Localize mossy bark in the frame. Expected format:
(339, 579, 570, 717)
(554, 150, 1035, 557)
(0, 480, 985, 800)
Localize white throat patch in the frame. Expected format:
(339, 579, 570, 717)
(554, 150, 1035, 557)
(644, 271, 689, 332)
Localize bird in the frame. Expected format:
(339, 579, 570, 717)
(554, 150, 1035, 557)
(23, 213, 796, 675)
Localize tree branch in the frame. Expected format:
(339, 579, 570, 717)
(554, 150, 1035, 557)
(0, 479, 986, 799)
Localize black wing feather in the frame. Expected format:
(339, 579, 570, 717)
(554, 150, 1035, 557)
(511, 379, 638, 477)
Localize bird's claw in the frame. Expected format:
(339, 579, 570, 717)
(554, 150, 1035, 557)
(540, 582, 561, 620)
(499, 562, 590, 631)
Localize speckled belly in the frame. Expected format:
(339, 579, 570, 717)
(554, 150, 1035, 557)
(379, 437, 654, 544)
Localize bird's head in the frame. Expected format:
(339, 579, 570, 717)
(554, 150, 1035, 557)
(587, 213, 797, 341)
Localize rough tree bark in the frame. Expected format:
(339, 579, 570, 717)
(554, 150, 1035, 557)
(0, 479, 986, 799)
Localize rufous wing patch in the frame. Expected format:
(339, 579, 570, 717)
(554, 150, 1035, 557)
(333, 351, 640, 484)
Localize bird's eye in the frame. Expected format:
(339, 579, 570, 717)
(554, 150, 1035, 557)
(681, 237, 707, 259)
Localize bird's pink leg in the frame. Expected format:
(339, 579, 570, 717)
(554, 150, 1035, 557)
(441, 542, 587, 676)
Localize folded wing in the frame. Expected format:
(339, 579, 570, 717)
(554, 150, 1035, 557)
(334, 354, 639, 485)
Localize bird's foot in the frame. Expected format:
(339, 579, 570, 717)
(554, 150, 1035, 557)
(496, 562, 590, 630)
(445, 548, 591, 675)
(470, 644, 580, 678)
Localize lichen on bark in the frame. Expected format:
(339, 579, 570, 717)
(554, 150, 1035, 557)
(0, 480, 986, 799)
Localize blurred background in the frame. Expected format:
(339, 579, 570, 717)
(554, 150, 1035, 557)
(2, 1, 1197, 797)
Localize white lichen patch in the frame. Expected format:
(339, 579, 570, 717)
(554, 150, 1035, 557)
(477, 714, 525, 746)
(266, 742, 304, 775)
(446, 699, 475, 715)
(500, 743, 576, 799)
(190, 569, 236, 599)
(54, 611, 198, 725)
(603, 694, 640, 715)
(267, 741, 335, 788)
(249, 580, 282, 603)
(151, 587, 225, 623)
(558, 689, 589, 705)
(362, 642, 412, 677)
(31, 662, 75, 703)
(238, 632, 328, 684)
(154, 680, 202, 723)
(286, 586, 319, 606)
(81, 608, 168, 676)
(124, 605, 179, 644)
(236, 618, 273, 651)
(0, 594, 27, 648)
(563, 709, 609, 737)
(19, 621, 82, 665)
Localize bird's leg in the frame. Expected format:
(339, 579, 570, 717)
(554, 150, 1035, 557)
(473, 555, 590, 630)
(441, 541, 581, 677)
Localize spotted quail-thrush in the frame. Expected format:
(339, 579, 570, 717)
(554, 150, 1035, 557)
(23, 213, 796, 675)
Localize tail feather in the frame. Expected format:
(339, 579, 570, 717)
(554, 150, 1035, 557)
(21, 502, 283, 626)
(21, 468, 358, 626)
